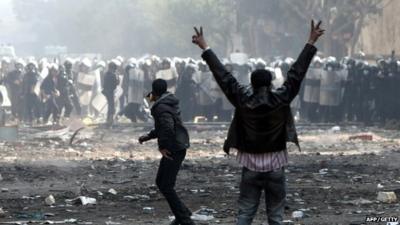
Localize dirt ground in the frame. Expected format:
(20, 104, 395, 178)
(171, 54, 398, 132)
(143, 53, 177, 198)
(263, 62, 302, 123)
(0, 122, 399, 225)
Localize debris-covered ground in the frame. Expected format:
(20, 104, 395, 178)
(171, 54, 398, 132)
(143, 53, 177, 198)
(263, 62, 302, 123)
(0, 122, 399, 225)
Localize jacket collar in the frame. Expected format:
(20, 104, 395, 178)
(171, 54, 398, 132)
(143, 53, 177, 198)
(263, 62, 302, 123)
(151, 92, 172, 109)
(253, 86, 271, 95)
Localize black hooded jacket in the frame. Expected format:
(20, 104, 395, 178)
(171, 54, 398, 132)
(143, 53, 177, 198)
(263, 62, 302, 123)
(201, 44, 317, 154)
(147, 92, 190, 152)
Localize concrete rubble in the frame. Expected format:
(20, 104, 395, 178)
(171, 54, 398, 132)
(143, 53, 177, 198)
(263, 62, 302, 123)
(377, 191, 398, 203)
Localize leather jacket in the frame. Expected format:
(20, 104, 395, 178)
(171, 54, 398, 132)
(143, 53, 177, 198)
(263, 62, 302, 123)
(201, 44, 317, 154)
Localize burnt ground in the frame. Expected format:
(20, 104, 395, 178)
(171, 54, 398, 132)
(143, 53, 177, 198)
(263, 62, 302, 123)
(0, 122, 399, 225)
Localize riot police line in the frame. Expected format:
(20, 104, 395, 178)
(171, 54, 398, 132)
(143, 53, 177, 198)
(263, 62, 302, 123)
(0, 53, 398, 127)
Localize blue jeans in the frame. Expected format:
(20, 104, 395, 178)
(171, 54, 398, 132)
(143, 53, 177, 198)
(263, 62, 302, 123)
(237, 167, 286, 225)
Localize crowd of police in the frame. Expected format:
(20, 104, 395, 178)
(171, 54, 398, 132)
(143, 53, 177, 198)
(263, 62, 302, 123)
(0, 52, 399, 126)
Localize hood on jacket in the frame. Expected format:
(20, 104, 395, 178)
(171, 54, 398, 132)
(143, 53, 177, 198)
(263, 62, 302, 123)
(151, 92, 180, 115)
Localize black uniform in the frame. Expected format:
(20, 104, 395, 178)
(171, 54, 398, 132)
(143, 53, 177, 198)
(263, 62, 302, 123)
(5, 70, 24, 119)
(41, 75, 60, 123)
(176, 64, 197, 121)
(56, 72, 73, 118)
(102, 70, 120, 125)
(22, 71, 40, 123)
(65, 69, 81, 116)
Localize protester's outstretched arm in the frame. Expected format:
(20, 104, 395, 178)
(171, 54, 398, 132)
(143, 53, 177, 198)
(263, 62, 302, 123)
(138, 129, 157, 144)
(192, 26, 245, 107)
(273, 20, 324, 104)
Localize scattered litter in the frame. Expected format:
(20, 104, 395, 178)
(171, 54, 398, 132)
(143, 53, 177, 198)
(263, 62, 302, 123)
(377, 191, 397, 203)
(292, 210, 304, 219)
(45, 195, 56, 206)
(66, 196, 97, 206)
(377, 183, 384, 189)
(63, 219, 78, 223)
(123, 194, 150, 201)
(22, 195, 41, 200)
(30, 126, 70, 140)
(194, 116, 207, 123)
(44, 213, 55, 217)
(341, 198, 373, 205)
(191, 213, 214, 221)
(143, 207, 154, 213)
(321, 186, 331, 190)
(191, 208, 216, 221)
(0, 207, 5, 218)
(108, 188, 118, 195)
(330, 126, 341, 132)
(105, 221, 122, 225)
(352, 176, 363, 182)
(319, 168, 328, 175)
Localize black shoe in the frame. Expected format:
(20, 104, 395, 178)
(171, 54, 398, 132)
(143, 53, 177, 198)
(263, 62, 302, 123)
(180, 219, 196, 225)
(169, 219, 179, 225)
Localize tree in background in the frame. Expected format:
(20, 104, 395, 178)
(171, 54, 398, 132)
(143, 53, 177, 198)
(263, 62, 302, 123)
(12, 0, 390, 58)
(235, 0, 387, 58)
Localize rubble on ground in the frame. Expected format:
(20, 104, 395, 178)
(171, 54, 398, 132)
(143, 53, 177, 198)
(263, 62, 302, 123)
(0, 123, 399, 224)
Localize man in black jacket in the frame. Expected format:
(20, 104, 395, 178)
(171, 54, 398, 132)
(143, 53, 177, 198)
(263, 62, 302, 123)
(192, 21, 324, 225)
(138, 79, 195, 225)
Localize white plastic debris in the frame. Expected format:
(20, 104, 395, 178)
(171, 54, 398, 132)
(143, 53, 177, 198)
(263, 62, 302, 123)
(377, 183, 384, 189)
(282, 220, 294, 225)
(352, 176, 363, 182)
(191, 214, 214, 221)
(292, 210, 304, 219)
(123, 194, 150, 201)
(377, 191, 397, 203)
(66, 196, 97, 205)
(341, 198, 373, 205)
(330, 126, 341, 132)
(319, 168, 328, 175)
(108, 188, 118, 195)
(45, 195, 56, 206)
(0, 207, 5, 218)
(105, 221, 122, 225)
(143, 207, 154, 213)
(190, 208, 216, 221)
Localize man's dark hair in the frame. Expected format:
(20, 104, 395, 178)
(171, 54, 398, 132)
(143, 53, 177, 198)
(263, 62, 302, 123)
(151, 79, 168, 97)
(250, 69, 272, 89)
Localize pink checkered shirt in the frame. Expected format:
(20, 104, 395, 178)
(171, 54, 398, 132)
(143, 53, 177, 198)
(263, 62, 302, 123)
(234, 149, 288, 172)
